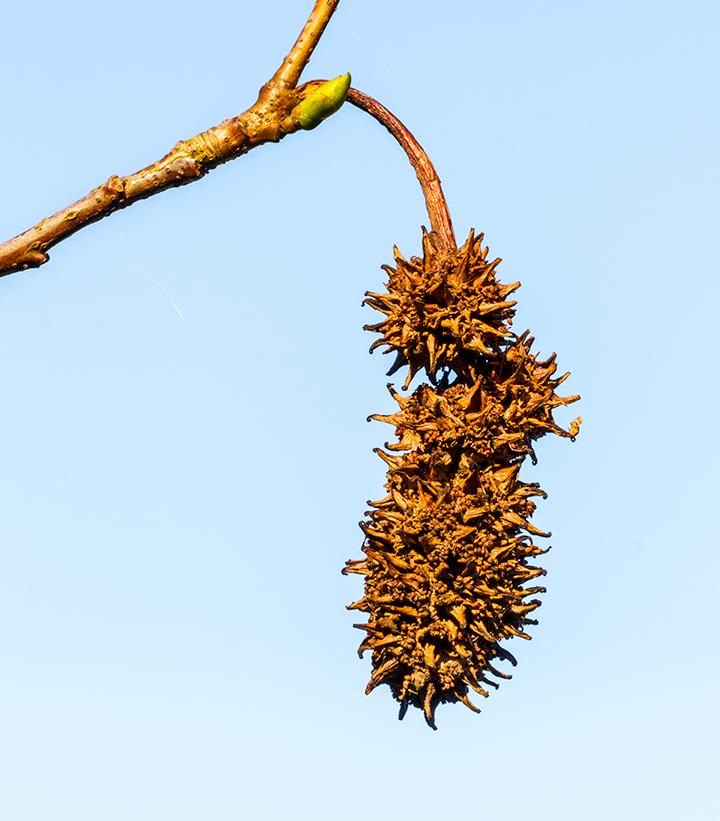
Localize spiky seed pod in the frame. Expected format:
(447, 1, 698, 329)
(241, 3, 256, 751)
(363, 229, 519, 388)
(373, 335, 580, 466)
(345, 229, 581, 728)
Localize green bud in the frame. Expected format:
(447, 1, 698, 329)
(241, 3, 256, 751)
(295, 73, 351, 130)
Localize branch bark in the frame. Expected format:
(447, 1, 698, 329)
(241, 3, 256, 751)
(0, 0, 342, 278)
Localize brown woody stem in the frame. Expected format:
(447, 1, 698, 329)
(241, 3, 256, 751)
(346, 88, 456, 251)
(0, 0, 343, 278)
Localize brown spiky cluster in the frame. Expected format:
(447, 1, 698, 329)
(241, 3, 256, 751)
(344, 229, 580, 728)
(364, 230, 519, 387)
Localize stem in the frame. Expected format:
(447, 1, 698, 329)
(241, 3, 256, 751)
(346, 88, 456, 251)
(269, 0, 342, 90)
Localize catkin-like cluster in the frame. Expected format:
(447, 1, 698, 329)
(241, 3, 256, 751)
(344, 229, 580, 728)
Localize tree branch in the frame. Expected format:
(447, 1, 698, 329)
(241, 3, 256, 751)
(0, 1, 344, 278)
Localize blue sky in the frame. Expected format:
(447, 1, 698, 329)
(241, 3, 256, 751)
(1, 2, 718, 819)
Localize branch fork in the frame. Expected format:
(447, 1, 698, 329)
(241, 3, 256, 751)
(0, 0, 454, 276)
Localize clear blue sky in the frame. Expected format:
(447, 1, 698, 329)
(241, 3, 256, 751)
(1, 2, 718, 819)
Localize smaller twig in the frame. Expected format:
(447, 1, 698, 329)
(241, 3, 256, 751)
(269, 0, 342, 90)
(346, 88, 456, 251)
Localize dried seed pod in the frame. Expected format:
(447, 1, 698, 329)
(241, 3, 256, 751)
(345, 228, 581, 728)
(364, 228, 519, 388)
